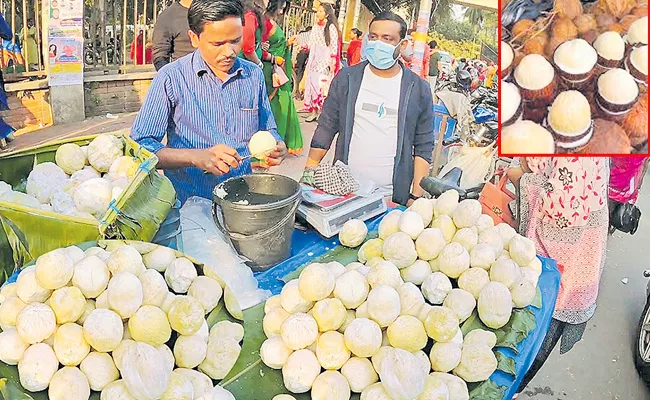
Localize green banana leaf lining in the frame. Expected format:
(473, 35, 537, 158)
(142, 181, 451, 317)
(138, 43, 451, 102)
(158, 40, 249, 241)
(0, 131, 176, 285)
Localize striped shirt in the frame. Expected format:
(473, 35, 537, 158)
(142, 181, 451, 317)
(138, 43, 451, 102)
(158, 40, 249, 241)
(131, 51, 280, 204)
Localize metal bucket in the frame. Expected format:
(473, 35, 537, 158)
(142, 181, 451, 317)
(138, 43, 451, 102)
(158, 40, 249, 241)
(212, 174, 301, 271)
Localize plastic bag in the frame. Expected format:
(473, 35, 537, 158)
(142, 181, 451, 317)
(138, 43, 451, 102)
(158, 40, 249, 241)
(179, 197, 271, 310)
(438, 145, 497, 189)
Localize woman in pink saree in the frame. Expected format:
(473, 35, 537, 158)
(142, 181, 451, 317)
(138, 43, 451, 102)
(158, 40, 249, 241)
(508, 157, 609, 395)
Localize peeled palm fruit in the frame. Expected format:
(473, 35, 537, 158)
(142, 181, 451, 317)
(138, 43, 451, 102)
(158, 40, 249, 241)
(261, 335, 293, 369)
(397, 282, 425, 317)
(53, 323, 90, 366)
(443, 289, 476, 323)
(160, 371, 194, 400)
(378, 210, 402, 239)
(65, 246, 86, 264)
(452, 199, 482, 228)
(87, 134, 124, 172)
(188, 276, 223, 313)
(341, 357, 379, 393)
(79, 351, 119, 391)
(438, 242, 470, 279)
(511, 279, 537, 308)
(280, 312, 318, 350)
(339, 219, 368, 247)
(264, 305, 291, 337)
(478, 282, 513, 329)
(55, 143, 87, 174)
(416, 228, 447, 261)
(48, 366, 90, 400)
(464, 329, 497, 348)
(311, 370, 351, 400)
(35, 248, 74, 290)
(282, 349, 321, 393)
(139, 269, 169, 308)
(298, 264, 335, 301)
(360, 382, 392, 400)
(419, 373, 451, 400)
(174, 331, 208, 368)
(453, 344, 498, 382)
(165, 257, 198, 294)
(377, 347, 427, 400)
(167, 295, 204, 335)
(106, 245, 146, 276)
(383, 232, 418, 268)
(344, 318, 382, 357)
(107, 272, 143, 319)
(18, 343, 59, 392)
(424, 306, 459, 343)
(142, 245, 177, 272)
(312, 298, 347, 332)
(73, 178, 113, 216)
(408, 198, 435, 226)
(112, 340, 135, 370)
(72, 256, 110, 299)
(16, 302, 57, 344)
(386, 315, 428, 352)
(223, 286, 243, 321)
(0, 296, 26, 330)
(0, 328, 29, 365)
(50, 286, 86, 324)
(108, 156, 139, 180)
(366, 260, 402, 290)
(458, 268, 490, 299)
(174, 368, 214, 398)
(199, 336, 241, 379)
(400, 260, 432, 285)
(490, 259, 522, 289)
(16, 266, 52, 303)
(316, 330, 351, 370)
(209, 320, 244, 343)
(367, 285, 401, 328)
(421, 272, 452, 305)
(429, 342, 461, 372)
(399, 210, 425, 240)
(120, 341, 171, 399)
(358, 238, 384, 263)
(333, 270, 369, 309)
(83, 308, 123, 352)
(128, 305, 171, 346)
(249, 130, 277, 156)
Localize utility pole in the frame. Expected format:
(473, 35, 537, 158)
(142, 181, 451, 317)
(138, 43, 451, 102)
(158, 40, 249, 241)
(410, 0, 432, 76)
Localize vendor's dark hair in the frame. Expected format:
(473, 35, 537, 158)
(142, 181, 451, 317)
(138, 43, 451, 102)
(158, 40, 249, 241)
(370, 11, 407, 40)
(321, 3, 339, 47)
(267, 0, 290, 16)
(189, 0, 244, 35)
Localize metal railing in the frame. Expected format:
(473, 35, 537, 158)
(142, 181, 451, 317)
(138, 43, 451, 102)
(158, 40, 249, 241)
(0, 0, 46, 81)
(282, 5, 314, 40)
(83, 0, 175, 73)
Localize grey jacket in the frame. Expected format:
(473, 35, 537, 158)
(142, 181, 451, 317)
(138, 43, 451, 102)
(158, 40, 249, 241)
(311, 61, 435, 205)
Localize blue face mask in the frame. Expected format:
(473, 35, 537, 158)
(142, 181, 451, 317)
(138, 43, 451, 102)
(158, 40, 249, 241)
(365, 39, 402, 70)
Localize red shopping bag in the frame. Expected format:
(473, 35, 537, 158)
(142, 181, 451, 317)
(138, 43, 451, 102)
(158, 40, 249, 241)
(479, 171, 516, 228)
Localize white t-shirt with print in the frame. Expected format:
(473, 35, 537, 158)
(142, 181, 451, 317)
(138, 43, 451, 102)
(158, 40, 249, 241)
(347, 65, 403, 193)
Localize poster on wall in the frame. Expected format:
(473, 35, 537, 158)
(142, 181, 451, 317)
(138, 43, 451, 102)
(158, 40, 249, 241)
(46, 0, 84, 86)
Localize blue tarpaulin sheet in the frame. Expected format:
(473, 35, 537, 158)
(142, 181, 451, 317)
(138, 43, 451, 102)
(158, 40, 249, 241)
(255, 214, 561, 400)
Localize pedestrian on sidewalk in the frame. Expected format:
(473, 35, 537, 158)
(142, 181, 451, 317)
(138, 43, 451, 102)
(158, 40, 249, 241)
(152, 0, 195, 71)
(0, 11, 15, 148)
(427, 40, 442, 94)
(508, 157, 609, 396)
(302, 0, 341, 123)
(303, 12, 434, 206)
(239, 0, 268, 68)
(261, 0, 304, 155)
(346, 28, 363, 66)
(131, 0, 287, 204)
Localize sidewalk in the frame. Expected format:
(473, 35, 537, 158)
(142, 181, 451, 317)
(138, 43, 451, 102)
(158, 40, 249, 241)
(0, 113, 138, 154)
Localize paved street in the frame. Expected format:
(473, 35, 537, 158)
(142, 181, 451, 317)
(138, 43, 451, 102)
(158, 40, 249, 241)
(519, 170, 650, 400)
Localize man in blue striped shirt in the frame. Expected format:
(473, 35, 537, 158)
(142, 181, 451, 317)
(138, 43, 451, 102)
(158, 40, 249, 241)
(131, 0, 286, 203)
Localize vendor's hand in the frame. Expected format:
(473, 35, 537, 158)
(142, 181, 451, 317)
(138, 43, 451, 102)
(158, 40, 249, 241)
(275, 56, 285, 66)
(261, 41, 270, 52)
(194, 145, 240, 175)
(265, 141, 288, 167)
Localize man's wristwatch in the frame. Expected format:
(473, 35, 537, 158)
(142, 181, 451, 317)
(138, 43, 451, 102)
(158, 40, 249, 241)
(409, 193, 421, 201)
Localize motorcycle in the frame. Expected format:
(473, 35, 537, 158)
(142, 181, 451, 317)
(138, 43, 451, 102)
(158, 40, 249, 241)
(635, 270, 650, 385)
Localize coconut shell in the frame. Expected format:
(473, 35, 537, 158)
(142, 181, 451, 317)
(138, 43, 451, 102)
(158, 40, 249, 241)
(554, 0, 583, 19)
(622, 94, 649, 147)
(597, 0, 636, 18)
(581, 29, 600, 44)
(512, 19, 537, 43)
(576, 118, 632, 154)
(631, 6, 648, 16)
(523, 35, 549, 55)
(596, 14, 618, 30)
(522, 104, 549, 124)
(574, 14, 598, 34)
(552, 18, 579, 42)
(546, 36, 567, 58)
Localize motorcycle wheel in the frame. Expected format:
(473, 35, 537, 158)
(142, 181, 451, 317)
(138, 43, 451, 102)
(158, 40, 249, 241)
(634, 297, 650, 385)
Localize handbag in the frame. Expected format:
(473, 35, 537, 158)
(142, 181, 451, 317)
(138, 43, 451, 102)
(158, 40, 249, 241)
(272, 64, 289, 88)
(479, 170, 516, 228)
(609, 200, 642, 234)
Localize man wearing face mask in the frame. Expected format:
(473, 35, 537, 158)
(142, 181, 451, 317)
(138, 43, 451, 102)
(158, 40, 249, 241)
(304, 12, 434, 206)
